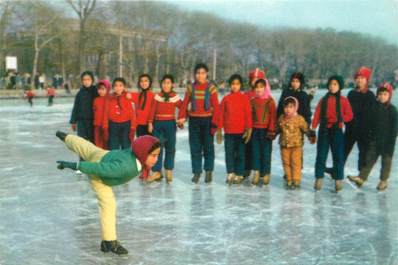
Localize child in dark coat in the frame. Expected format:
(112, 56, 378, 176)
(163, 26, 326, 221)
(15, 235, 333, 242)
(348, 82, 397, 191)
(70, 71, 98, 142)
(217, 74, 252, 185)
(312, 75, 353, 192)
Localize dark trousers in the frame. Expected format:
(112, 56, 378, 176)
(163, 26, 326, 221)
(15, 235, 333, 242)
(315, 127, 345, 180)
(251, 128, 272, 176)
(77, 119, 94, 143)
(245, 137, 253, 173)
(344, 129, 367, 171)
(359, 142, 393, 181)
(48, 95, 54, 106)
(108, 121, 131, 150)
(188, 117, 215, 174)
(136, 125, 150, 137)
(152, 120, 177, 172)
(28, 98, 33, 107)
(224, 134, 246, 176)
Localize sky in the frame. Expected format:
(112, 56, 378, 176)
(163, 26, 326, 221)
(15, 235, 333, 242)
(164, 0, 398, 45)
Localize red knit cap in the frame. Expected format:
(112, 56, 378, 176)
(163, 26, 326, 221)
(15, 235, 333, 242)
(97, 79, 111, 94)
(354, 66, 372, 82)
(377, 82, 393, 104)
(131, 135, 160, 180)
(248, 68, 266, 80)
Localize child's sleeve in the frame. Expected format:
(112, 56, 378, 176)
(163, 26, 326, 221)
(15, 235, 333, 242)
(217, 98, 226, 129)
(130, 102, 137, 130)
(148, 98, 157, 123)
(342, 98, 353, 123)
(268, 99, 277, 132)
(245, 95, 252, 129)
(79, 160, 123, 179)
(102, 97, 110, 129)
(311, 101, 321, 129)
(300, 116, 309, 133)
(210, 86, 220, 126)
(178, 88, 191, 120)
(69, 92, 79, 124)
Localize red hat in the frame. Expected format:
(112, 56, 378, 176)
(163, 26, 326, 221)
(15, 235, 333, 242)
(97, 79, 111, 94)
(354, 66, 372, 82)
(377, 82, 394, 103)
(131, 135, 160, 180)
(248, 68, 266, 80)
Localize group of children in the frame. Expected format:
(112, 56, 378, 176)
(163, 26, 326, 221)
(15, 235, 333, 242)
(69, 65, 397, 193)
(57, 64, 397, 256)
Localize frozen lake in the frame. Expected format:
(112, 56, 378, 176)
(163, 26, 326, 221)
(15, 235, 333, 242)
(0, 89, 397, 265)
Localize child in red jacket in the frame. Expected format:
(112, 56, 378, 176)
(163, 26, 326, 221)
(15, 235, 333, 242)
(147, 74, 182, 183)
(131, 74, 155, 137)
(103, 77, 136, 150)
(47, 86, 56, 106)
(217, 74, 252, 185)
(312, 75, 353, 192)
(93, 80, 111, 149)
(250, 78, 277, 186)
(24, 88, 35, 107)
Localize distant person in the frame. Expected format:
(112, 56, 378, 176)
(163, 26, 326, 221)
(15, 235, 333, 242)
(47, 86, 56, 106)
(34, 74, 40, 90)
(24, 88, 35, 107)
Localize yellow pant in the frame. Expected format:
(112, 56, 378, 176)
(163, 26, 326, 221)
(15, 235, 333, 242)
(65, 135, 117, 241)
(281, 147, 303, 182)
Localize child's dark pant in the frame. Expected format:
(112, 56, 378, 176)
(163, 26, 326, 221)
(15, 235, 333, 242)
(251, 128, 272, 176)
(152, 120, 177, 172)
(315, 127, 344, 180)
(136, 125, 150, 137)
(108, 121, 131, 150)
(224, 134, 246, 176)
(77, 119, 94, 143)
(359, 142, 393, 181)
(188, 117, 215, 174)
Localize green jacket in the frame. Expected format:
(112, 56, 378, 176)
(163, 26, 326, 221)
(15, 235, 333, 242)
(78, 149, 142, 186)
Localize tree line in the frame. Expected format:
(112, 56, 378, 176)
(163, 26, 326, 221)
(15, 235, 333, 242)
(1, 0, 397, 89)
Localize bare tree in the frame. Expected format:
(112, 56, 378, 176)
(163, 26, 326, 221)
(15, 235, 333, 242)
(65, 0, 97, 73)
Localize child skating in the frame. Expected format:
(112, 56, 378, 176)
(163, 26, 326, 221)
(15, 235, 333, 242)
(348, 82, 397, 191)
(55, 131, 160, 255)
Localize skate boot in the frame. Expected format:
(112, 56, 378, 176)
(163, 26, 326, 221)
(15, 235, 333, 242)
(100, 240, 128, 255)
(286, 180, 293, 189)
(335, 180, 343, 192)
(377, 180, 388, 191)
(314, 178, 323, 191)
(147, 171, 162, 183)
(226, 173, 235, 185)
(293, 180, 301, 189)
(263, 174, 270, 185)
(347, 175, 365, 187)
(165, 170, 173, 183)
(56, 131, 68, 142)
(251, 171, 260, 186)
(205, 171, 213, 183)
(234, 175, 244, 184)
(191, 173, 201, 184)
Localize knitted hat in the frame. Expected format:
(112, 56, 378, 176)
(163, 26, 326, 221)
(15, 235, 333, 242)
(97, 79, 111, 94)
(377, 82, 393, 104)
(131, 135, 160, 180)
(248, 68, 266, 80)
(354, 66, 372, 82)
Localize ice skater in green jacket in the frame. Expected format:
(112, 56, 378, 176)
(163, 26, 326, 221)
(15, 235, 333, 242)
(55, 131, 160, 255)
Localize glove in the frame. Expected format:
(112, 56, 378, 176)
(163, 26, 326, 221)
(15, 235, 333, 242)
(266, 131, 276, 140)
(71, 123, 77, 132)
(210, 123, 218, 136)
(307, 129, 316, 144)
(242, 128, 252, 144)
(129, 130, 135, 141)
(216, 129, 223, 144)
(57, 161, 78, 170)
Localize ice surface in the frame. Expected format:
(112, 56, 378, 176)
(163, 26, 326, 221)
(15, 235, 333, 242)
(0, 91, 397, 265)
